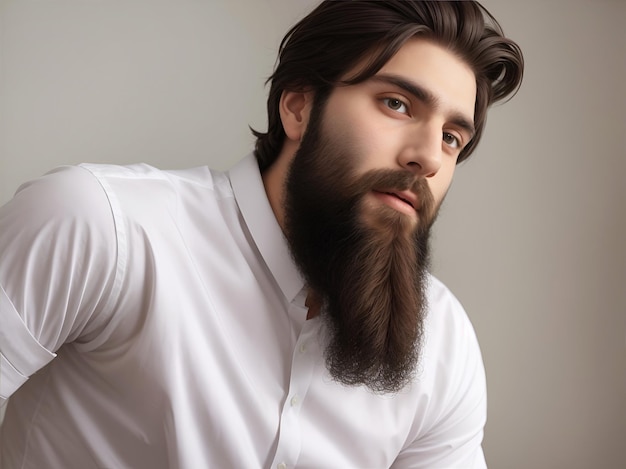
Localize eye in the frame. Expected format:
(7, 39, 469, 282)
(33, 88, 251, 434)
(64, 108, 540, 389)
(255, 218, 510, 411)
(443, 132, 461, 149)
(381, 97, 409, 115)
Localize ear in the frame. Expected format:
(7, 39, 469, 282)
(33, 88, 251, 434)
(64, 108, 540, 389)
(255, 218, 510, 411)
(279, 90, 313, 142)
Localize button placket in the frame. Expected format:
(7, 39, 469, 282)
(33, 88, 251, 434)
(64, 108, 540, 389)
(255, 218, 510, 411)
(270, 319, 320, 469)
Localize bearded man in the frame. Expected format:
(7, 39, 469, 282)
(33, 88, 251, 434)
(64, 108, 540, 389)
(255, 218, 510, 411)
(0, 1, 523, 468)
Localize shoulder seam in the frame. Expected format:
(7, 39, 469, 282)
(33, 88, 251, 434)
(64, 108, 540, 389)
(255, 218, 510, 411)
(77, 166, 127, 325)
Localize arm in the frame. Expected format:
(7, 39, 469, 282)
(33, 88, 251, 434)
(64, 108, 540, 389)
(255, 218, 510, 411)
(0, 166, 119, 403)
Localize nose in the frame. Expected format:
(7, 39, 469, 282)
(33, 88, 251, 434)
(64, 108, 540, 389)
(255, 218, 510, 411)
(397, 124, 443, 178)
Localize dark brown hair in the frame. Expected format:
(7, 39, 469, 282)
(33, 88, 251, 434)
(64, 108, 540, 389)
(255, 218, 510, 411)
(252, 0, 524, 170)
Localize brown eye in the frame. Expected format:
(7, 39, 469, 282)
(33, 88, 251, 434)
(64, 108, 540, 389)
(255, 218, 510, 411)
(443, 132, 460, 149)
(382, 97, 408, 114)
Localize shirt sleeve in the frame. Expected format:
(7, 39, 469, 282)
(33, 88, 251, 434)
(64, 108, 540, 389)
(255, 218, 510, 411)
(392, 283, 488, 469)
(0, 166, 119, 402)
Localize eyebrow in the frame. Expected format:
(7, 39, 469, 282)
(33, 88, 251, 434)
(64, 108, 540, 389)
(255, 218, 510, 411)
(369, 73, 476, 139)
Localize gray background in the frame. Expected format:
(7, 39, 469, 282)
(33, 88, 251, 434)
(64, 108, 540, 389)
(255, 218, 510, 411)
(1, 1, 625, 468)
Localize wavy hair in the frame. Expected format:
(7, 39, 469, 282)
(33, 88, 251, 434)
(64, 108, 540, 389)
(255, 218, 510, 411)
(251, 0, 524, 170)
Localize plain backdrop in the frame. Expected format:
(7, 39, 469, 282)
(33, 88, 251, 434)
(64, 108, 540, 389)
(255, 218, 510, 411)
(1, 1, 625, 468)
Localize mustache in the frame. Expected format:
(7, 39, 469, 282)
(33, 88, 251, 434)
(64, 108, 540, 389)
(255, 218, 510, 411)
(347, 169, 435, 218)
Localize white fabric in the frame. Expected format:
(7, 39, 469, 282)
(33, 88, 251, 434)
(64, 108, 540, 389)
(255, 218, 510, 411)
(0, 154, 487, 468)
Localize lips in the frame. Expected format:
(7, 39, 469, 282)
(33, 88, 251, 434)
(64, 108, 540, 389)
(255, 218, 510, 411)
(369, 189, 420, 218)
(380, 190, 417, 210)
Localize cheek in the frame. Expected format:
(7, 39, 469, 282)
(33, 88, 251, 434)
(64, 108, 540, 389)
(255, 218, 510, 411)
(323, 99, 388, 167)
(324, 117, 374, 169)
(337, 126, 398, 175)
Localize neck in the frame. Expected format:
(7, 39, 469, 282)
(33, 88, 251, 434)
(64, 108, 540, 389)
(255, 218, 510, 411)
(260, 142, 299, 232)
(305, 290, 322, 319)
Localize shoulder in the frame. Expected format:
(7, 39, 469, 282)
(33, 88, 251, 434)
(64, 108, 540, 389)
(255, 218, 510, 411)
(79, 162, 230, 197)
(0, 166, 122, 354)
(419, 274, 486, 427)
(424, 274, 480, 347)
(4, 165, 117, 240)
(422, 274, 486, 421)
(394, 275, 486, 466)
(420, 274, 485, 389)
(76, 163, 233, 221)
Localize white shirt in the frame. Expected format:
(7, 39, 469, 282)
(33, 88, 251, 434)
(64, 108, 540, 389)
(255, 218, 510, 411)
(0, 154, 487, 468)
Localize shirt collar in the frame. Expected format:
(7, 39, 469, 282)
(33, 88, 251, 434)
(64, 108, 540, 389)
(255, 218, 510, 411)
(228, 153, 305, 303)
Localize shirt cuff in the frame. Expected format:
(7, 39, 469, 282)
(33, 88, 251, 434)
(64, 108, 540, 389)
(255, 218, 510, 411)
(0, 284, 56, 399)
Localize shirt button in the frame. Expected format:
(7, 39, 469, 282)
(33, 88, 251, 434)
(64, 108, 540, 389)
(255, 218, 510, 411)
(277, 463, 287, 469)
(299, 343, 306, 353)
(290, 395, 299, 407)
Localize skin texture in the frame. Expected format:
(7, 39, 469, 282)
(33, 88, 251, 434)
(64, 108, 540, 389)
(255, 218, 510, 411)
(262, 38, 477, 392)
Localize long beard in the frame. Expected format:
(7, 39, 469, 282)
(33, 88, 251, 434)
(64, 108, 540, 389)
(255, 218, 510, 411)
(283, 101, 437, 394)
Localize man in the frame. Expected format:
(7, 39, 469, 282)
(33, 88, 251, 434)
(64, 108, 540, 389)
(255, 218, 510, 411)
(0, 1, 523, 467)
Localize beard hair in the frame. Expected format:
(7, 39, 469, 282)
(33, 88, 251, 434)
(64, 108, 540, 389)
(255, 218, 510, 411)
(283, 98, 438, 394)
